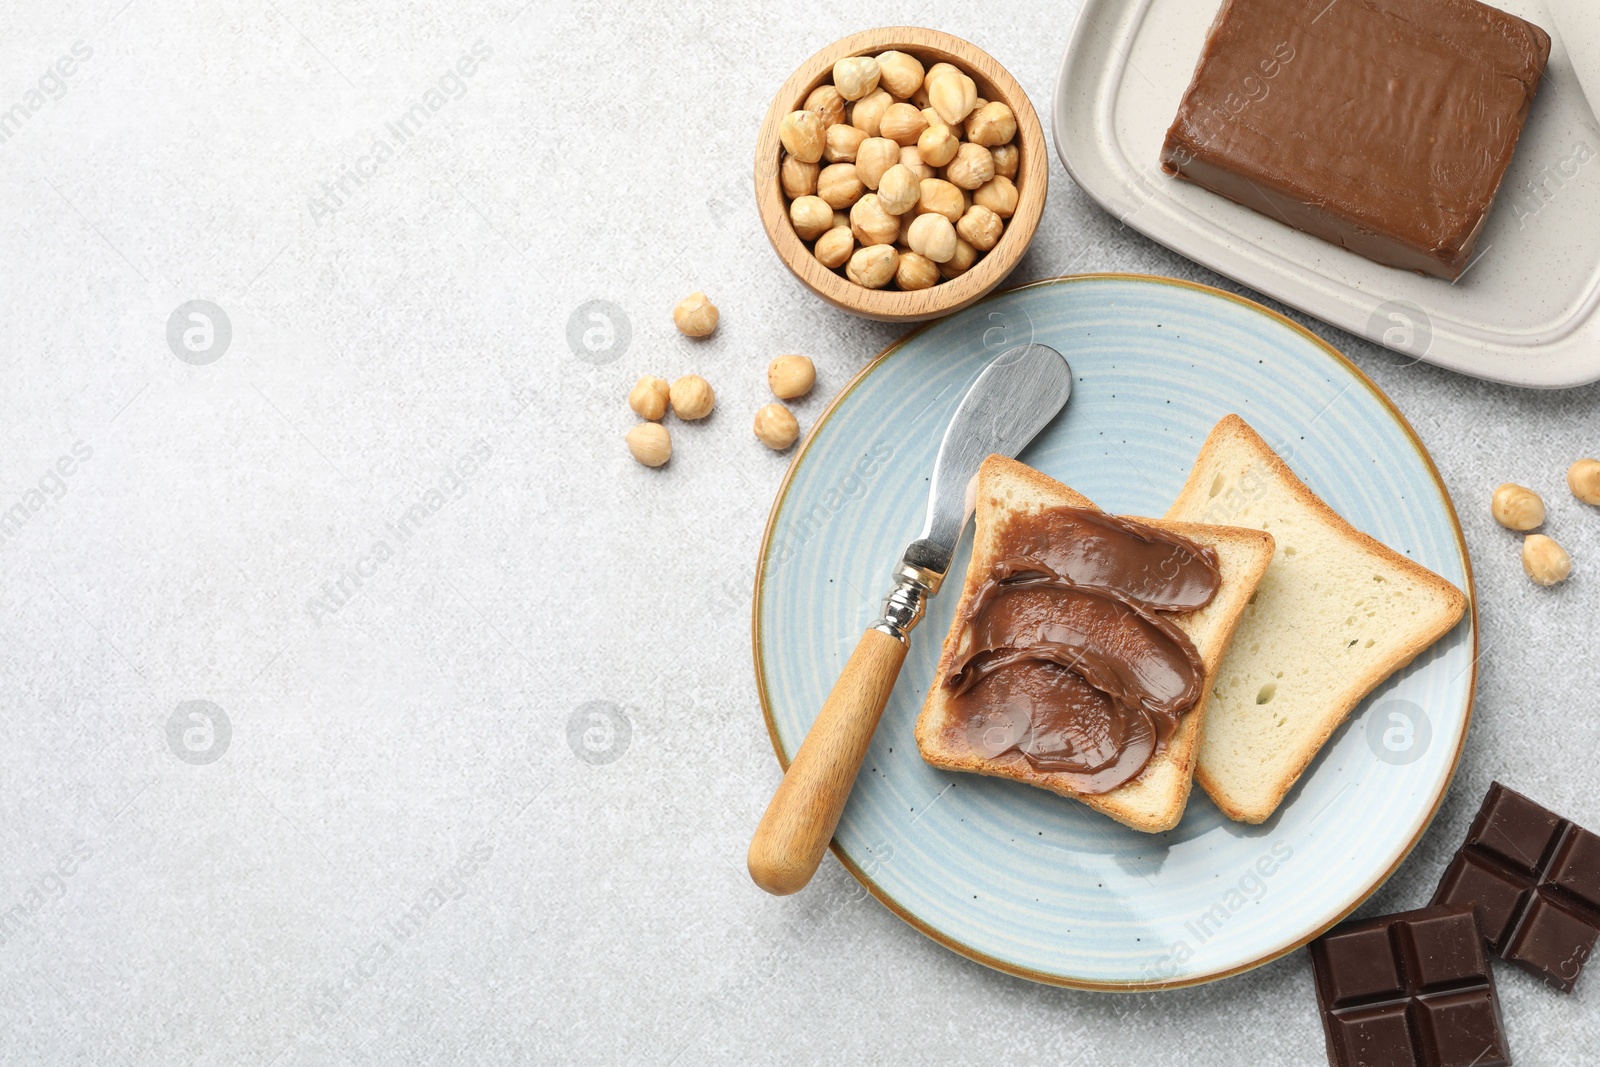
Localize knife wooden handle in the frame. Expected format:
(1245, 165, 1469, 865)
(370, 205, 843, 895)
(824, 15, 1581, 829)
(748, 627, 908, 896)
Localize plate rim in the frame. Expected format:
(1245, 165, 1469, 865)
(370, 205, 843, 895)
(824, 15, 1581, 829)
(750, 271, 1480, 991)
(1051, 0, 1600, 390)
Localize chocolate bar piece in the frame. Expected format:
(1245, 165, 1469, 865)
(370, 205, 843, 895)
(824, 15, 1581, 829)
(1432, 781, 1600, 993)
(1309, 904, 1509, 1067)
(1161, 0, 1550, 279)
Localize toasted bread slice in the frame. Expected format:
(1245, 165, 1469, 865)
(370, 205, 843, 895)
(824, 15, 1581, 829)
(914, 455, 1276, 832)
(1169, 415, 1469, 824)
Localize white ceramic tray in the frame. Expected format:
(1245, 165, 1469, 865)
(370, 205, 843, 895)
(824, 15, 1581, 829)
(1054, 0, 1600, 388)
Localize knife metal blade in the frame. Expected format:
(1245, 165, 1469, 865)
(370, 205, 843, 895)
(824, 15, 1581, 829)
(887, 342, 1074, 633)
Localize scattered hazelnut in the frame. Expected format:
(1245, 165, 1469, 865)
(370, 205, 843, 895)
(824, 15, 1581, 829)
(875, 51, 925, 98)
(813, 226, 854, 269)
(1569, 458, 1600, 505)
(753, 403, 801, 451)
(780, 153, 819, 199)
(973, 175, 1018, 217)
(917, 178, 965, 223)
(1522, 533, 1572, 587)
(964, 101, 1017, 147)
(845, 244, 898, 289)
(672, 292, 718, 337)
(832, 56, 881, 102)
(895, 252, 940, 291)
(879, 103, 929, 146)
(816, 163, 865, 209)
(628, 375, 670, 421)
(917, 122, 960, 168)
(849, 89, 893, 138)
(790, 195, 834, 241)
(626, 422, 671, 467)
(824, 123, 868, 163)
(669, 375, 715, 420)
(897, 145, 934, 180)
(768, 354, 815, 400)
(907, 212, 958, 263)
(991, 143, 1019, 180)
(876, 164, 920, 215)
(939, 237, 978, 279)
(849, 193, 900, 246)
(928, 70, 978, 125)
(956, 204, 1005, 252)
(946, 142, 996, 190)
(1491, 483, 1545, 531)
(854, 137, 900, 190)
(804, 84, 846, 128)
(779, 110, 824, 164)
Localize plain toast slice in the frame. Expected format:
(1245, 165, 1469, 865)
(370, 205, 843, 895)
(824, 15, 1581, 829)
(914, 455, 1275, 832)
(1168, 415, 1469, 824)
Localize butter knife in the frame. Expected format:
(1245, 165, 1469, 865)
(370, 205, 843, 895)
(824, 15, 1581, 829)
(747, 343, 1073, 895)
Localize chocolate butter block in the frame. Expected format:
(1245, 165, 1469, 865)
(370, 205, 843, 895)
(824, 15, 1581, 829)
(1161, 0, 1550, 279)
(1309, 904, 1509, 1067)
(1432, 781, 1600, 993)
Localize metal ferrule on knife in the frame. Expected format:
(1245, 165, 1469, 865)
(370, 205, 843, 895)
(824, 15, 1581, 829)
(870, 544, 949, 643)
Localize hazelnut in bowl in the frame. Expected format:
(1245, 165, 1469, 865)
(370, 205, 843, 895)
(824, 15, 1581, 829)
(755, 27, 1047, 323)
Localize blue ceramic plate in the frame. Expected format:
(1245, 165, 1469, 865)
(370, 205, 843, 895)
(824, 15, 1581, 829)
(753, 274, 1477, 990)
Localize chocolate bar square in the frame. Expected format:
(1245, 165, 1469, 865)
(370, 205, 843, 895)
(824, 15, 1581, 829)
(1503, 895, 1598, 992)
(1432, 781, 1600, 993)
(1327, 1005, 1417, 1067)
(1436, 851, 1527, 949)
(1549, 824, 1600, 911)
(1310, 904, 1509, 1067)
(1412, 991, 1509, 1067)
(1469, 781, 1563, 875)
(1398, 911, 1489, 992)
(1319, 925, 1405, 1003)
(1160, 0, 1550, 280)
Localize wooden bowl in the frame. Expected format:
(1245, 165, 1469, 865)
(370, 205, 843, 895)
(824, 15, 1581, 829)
(755, 27, 1048, 323)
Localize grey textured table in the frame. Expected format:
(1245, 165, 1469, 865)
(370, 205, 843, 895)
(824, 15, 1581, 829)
(1, 1, 1596, 1063)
